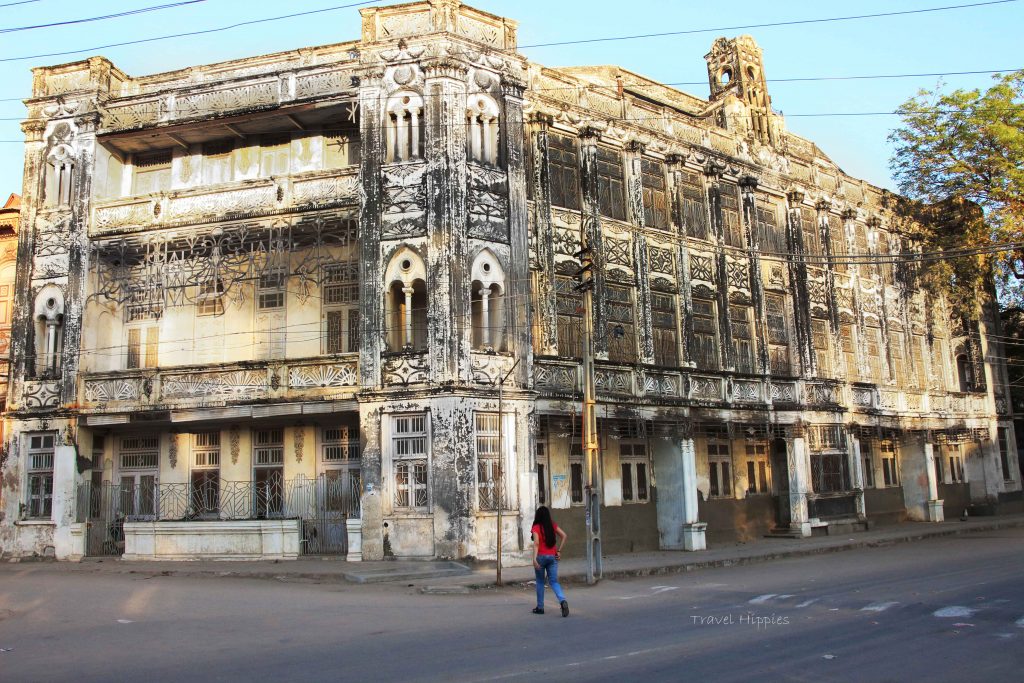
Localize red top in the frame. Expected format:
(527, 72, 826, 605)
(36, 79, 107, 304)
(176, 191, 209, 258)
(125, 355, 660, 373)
(532, 523, 560, 556)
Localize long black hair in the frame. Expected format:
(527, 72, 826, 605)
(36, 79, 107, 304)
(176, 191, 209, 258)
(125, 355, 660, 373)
(533, 505, 556, 548)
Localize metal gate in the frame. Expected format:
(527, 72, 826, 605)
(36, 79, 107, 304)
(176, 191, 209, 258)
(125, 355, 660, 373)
(298, 471, 360, 556)
(76, 482, 137, 557)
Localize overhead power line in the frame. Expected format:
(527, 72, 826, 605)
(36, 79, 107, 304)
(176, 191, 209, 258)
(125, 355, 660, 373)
(0, 0, 377, 63)
(0, 0, 41, 7)
(517, 0, 1020, 49)
(0, 1, 207, 34)
(0, 0, 1015, 65)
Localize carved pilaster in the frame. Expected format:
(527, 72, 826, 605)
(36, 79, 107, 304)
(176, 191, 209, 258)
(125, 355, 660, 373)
(666, 154, 695, 367)
(624, 140, 654, 364)
(785, 190, 814, 378)
(423, 64, 469, 383)
(739, 176, 769, 375)
(358, 77, 385, 388)
(502, 82, 532, 388)
(817, 200, 842, 345)
(705, 165, 733, 370)
(579, 127, 608, 359)
(530, 114, 558, 356)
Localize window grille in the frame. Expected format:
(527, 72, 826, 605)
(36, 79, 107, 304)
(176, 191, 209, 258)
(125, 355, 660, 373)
(536, 441, 549, 507)
(120, 436, 158, 470)
(651, 291, 678, 367)
(707, 441, 732, 498)
(569, 442, 584, 505)
(864, 325, 883, 382)
(730, 304, 755, 373)
(132, 149, 172, 195)
(828, 215, 847, 273)
(840, 324, 859, 380)
(193, 432, 220, 468)
(756, 197, 786, 253)
(26, 432, 55, 518)
(679, 171, 709, 240)
(606, 284, 636, 363)
(393, 414, 428, 509)
(640, 158, 668, 229)
(596, 147, 626, 221)
(322, 426, 360, 462)
(862, 441, 875, 488)
(619, 442, 649, 503)
(881, 441, 900, 487)
(745, 443, 771, 494)
(801, 207, 820, 256)
(254, 429, 284, 467)
(811, 318, 831, 377)
(475, 413, 502, 510)
(127, 325, 159, 369)
(721, 182, 743, 247)
(765, 294, 790, 375)
(889, 331, 907, 385)
(555, 275, 583, 358)
(259, 133, 291, 177)
(257, 270, 286, 310)
(548, 133, 580, 210)
(998, 428, 1013, 481)
(691, 297, 719, 370)
(196, 278, 224, 317)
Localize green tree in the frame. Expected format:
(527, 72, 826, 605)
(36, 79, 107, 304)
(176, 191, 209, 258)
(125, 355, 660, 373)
(889, 70, 1024, 304)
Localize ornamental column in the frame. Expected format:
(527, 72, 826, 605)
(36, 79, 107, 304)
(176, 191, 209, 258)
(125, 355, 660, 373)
(422, 59, 469, 383)
(785, 190, 813, 377)
(529, 113, 558, 356)
(740, 176, 769, 375)
(625, 140, 654, 364)
(578, 127, 609, 359)
(667, 153, 694, 367)
(706, 162, 734, 370)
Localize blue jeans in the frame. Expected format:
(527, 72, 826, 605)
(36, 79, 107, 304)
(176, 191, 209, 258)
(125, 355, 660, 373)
(535, 554, 566, 608)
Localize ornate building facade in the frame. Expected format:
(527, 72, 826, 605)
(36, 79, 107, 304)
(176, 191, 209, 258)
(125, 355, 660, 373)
(1, 1, 1020, 561)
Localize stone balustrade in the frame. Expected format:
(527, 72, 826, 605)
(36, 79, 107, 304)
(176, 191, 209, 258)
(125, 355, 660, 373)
(80, 356, 358, 412)
(532, 359, 994, 417)
(91, 169, 359, 236)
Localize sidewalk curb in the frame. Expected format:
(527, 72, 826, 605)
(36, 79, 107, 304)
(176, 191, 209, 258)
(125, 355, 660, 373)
(465, 517, 1024, 590)
(7, 517, 1022, 586)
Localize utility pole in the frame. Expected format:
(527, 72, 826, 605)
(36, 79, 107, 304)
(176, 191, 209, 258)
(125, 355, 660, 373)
(575, 246, 602, 584)
(495, 357, 520, 587)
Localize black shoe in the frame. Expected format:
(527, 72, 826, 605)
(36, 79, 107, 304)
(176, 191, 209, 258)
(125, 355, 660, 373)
(532, 607, 544, 614)
(560, 600, 569, 617)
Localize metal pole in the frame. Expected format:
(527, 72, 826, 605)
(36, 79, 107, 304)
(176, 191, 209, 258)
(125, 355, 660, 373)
(582, 283, 602, 585)
(497, 376, 503, 587)
(496, 357, 521, 587)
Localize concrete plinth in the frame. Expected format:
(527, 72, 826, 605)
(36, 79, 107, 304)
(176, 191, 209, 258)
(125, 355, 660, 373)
(681, 522, 708, 551)
(346, 518, 363, 561)
(123, 520, 301, 561)
(927, 499, 945, 522)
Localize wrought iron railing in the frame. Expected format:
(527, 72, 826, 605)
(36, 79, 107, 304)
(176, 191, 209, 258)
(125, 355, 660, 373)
(76, 474, 360, 523)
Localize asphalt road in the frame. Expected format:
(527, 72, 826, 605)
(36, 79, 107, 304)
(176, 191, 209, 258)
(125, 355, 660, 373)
(2, 529, 1023, 683)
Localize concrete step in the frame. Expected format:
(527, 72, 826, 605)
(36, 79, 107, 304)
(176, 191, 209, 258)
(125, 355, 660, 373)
(764, 527, 805, 539)
(343, 561, 471, 584)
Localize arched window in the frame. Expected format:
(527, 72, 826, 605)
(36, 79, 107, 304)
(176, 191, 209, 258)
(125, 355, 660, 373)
(385, 92, 424, 163)
(956, 353, 973, 392)
(33, 286, 64, 378)
(465, 95, 500, 165)
(44, 146, 75, 208)
(384, 249, 427, 352)
(470, 250, 506, 351)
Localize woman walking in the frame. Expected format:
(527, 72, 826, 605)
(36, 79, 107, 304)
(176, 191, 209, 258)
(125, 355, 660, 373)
(531, 506, 569, 617)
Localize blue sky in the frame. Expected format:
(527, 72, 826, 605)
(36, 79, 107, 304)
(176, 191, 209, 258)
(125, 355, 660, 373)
(1, 0, 1022, 197)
